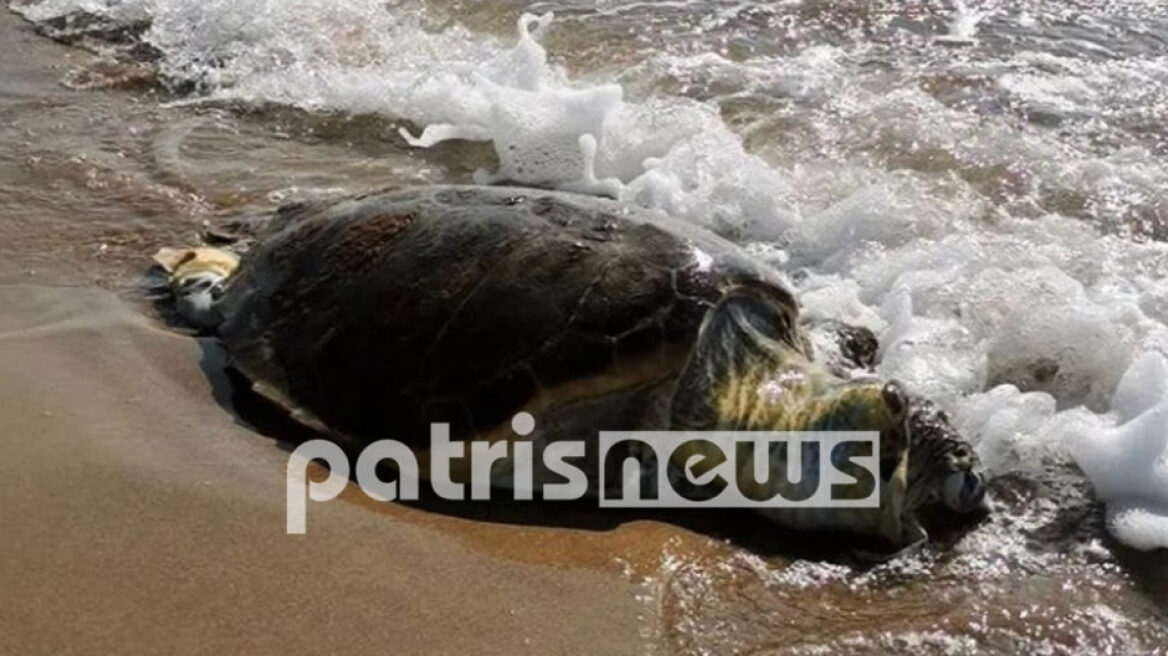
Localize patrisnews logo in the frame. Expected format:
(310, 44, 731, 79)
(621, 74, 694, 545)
(286, 422, 880, 533)
(598, 431, 880, 509)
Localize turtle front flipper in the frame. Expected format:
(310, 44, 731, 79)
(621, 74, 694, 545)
(869, 415, 929, 556)
(859, 463, 929, 562)
(669, 283, 801, 432)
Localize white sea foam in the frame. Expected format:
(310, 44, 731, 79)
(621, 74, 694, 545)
(16, 0, 151, 23)
(11, 0, 1168, 550)
(935, 0, 992, 44)
(1069, 353, 1168, 550)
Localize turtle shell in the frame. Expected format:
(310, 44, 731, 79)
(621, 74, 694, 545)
(217, 185, 794, 447)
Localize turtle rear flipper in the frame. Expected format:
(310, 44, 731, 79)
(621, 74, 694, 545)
(249, 380, 333, 436)
(152, 247, 239, 331)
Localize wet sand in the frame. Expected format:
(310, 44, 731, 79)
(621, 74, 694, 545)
(0, 13, 653, 654)
(0, 285, 660, 656)
(3, 6, 1167, 655)
(0, 286, 656, 656)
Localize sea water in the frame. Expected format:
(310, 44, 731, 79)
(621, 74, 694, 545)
(8, 0, 1168, 649)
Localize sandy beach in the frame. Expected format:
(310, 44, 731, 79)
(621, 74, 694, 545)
(2, 3, 1167, 654)
(0, 268, 657, 656)
(0, 14, 653, 653)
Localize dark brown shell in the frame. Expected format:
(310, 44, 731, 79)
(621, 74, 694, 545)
(218, 185, 793, 447)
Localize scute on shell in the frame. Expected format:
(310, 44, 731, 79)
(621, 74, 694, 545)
(216, 185, 791, 447)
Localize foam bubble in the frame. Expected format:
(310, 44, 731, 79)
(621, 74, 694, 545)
(1111, 351, 1168, 423)
(1106, 504, 1168, 552)
(935, 0, 991, 45)
(985, 304, 1132, 411)
(797, 275, 884, 331)
(398, 13, 626, 192)
(1066, 359, 1168, 550)
(957, 385, 1061, 474)
(16, 0, 151, 23)
(878, 301, 984, 402)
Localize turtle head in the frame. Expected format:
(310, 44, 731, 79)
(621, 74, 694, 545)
(152, 247, 239, 331)
(668, 285, 987, 549)
(906, 398, 987, 515)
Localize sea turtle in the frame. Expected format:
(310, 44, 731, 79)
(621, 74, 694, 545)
(153, 185, 986, 551)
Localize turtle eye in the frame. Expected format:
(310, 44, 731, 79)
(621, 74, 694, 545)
(948, 443, 973, 470)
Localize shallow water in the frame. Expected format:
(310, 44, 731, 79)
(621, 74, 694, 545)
(2, 0, 1167, 653)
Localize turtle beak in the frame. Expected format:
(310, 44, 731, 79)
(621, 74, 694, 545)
(940, 471, 987, 514)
